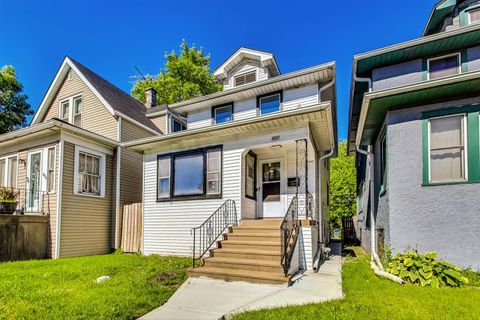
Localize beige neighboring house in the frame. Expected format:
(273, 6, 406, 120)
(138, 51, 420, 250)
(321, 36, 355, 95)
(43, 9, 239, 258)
(0, 56, 173, 258)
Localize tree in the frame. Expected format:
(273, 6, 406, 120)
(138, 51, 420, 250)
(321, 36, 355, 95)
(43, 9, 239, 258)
(132, 40, 222, 104)
(330, 140, 357, 230)
(0, 65, 33, 134)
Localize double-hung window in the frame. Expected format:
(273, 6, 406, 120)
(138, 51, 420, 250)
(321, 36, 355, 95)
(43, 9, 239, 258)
(428, 114, 467, 183)
(212, 104, 233, 124)
(157, 146, 222, 200)
(258, 91, 282, 115)
(74, 147, 105, 197)
(47, 147, 55, 192)
(59, 95, 83, 127)
(427, 54, 460, 80)
(0, 156, 18, 188)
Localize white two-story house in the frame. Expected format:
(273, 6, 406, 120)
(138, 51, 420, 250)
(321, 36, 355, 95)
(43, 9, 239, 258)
(125, 48, 337, 284)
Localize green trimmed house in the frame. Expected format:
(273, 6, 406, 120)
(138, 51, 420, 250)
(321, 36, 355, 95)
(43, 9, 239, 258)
(348, 0, 480, 268)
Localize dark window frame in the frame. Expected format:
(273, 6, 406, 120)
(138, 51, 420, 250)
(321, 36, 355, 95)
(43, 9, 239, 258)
(211, 103, 234, 124)
(256, 90, 283, 115)
(156, 145, 223, 202)
(245, 151, 257, 200)
(172, 118, 186, 132)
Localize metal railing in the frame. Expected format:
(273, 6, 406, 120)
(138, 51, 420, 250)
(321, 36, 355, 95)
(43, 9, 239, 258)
(0, 187, 52, 215)
(192, 200, 238, 268)
(280, 196, 300, 276)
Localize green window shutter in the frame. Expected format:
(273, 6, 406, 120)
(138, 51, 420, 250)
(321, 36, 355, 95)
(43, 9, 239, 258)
(467, 112, 480, 182)
(422, 59, 429, 81)
(461, 49, 469, 73)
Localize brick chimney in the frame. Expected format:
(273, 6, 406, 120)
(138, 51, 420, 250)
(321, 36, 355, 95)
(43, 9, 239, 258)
(145, 87, 157, 108)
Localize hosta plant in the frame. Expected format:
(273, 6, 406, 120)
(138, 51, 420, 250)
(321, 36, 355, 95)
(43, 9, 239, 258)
(386, 250, 469, 288)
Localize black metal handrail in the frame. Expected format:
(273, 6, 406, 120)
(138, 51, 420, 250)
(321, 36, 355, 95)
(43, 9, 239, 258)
(192, 199, 238, 268)
(0, 187, 51, 215)
(280, 196, 300, 276)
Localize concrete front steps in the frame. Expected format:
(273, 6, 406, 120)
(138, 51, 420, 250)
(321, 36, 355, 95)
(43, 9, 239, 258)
(188, 219, 290, 285)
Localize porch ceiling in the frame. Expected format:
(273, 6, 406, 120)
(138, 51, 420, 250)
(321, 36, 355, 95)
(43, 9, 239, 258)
(124, 103, 334, 154)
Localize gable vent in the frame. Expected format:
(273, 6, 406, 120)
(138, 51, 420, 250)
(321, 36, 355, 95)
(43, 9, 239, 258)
(234, 71, 256, 87)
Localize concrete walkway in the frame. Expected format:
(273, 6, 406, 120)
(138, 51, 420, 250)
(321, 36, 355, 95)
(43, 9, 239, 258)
(140, 243, 343, 320)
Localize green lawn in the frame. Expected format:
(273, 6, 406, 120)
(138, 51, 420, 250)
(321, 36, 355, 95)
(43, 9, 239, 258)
(234, 248, 480, 320)
(0, 253, 190, 320)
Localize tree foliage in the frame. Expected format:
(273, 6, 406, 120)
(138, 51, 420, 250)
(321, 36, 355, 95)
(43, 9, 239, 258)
(0, 65, 33, 134)
(330, 140, 356, 229)
(131, 40, 222, 104)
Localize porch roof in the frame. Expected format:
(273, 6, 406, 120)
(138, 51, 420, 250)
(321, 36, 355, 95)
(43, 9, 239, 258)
(0, 119, 119, 150)
(124, 103, 334, 154)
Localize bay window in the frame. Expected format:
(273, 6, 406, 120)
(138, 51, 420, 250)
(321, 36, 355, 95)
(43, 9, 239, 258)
(157, 146, 222, 201)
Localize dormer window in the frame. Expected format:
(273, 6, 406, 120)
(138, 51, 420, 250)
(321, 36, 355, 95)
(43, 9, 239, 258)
(234, 71, 256, 87)
(467, 7, 480, 25)
(427, 54, 460, 80)
(59, 95, 83, 127)
(172, 118, 186, 132)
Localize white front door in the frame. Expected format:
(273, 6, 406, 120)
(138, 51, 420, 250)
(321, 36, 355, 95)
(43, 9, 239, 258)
(258, 159, 285, 218)
(27, 151, 43, 212)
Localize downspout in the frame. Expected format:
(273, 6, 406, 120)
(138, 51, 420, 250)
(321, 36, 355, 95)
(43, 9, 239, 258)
(313, 74, 336, 271)
(54, 139, 64, 259)
(115, 117, 122, 249)
(356, 145, 383, 271)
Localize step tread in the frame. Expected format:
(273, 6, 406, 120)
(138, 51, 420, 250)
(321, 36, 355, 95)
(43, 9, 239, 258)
(228, 232, 281, 238)
(222, 239, 281, 246)
(205, 257, 282, 267)
(213, 248, 282, 256)
(189, 266, 288, 282)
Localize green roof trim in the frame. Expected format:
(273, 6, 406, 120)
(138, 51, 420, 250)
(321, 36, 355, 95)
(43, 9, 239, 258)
(360, 75, 480, 146)
(423, 0, 457, 36)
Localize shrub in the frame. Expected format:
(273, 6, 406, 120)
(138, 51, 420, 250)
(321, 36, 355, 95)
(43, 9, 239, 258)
(0, 187, 19, 202)
(386, 250, 469, 288)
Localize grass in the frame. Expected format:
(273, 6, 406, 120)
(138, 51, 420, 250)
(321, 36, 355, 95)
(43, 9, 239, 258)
(0, 253, 190, 320)
(233, 248, 480, 320)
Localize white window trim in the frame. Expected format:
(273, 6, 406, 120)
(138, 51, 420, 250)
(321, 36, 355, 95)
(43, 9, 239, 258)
(0, 154, 19, 188)
(427, 53, 461, 80)
(259, 93, 282, 115)
(46, 146, 57, 193)
(427, 113, 468, 183)
(73, 145, 106, 198)
(467, 7, 480, 25)
(233, 70, 258, 88)
(59, 94, 83, 126)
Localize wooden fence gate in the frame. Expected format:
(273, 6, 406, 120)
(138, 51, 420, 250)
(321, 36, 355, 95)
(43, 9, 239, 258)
(342, 216, 357, 247)
(121, 203, 142, 253)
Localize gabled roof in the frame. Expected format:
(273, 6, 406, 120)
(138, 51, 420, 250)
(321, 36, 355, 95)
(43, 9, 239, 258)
(213, 47, 280, 81)
(32, 57, 161, 134)
(423, 0, 457, 36)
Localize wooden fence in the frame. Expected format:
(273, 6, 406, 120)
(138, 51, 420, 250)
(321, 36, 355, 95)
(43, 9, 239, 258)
(342, 216, 357, 247)
(121, 203, 142, 253)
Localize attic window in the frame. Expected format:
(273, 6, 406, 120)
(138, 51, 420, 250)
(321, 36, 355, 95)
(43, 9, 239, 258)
(68, 69, 75, 80)
(467, 7, 480, 25)
(234, 71, 256, 87)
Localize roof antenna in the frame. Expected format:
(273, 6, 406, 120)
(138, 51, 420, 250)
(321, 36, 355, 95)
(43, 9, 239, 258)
(134, 66, 147, 81)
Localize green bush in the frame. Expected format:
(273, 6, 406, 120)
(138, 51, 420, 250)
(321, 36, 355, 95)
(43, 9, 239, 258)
(386, 250, 469, 288)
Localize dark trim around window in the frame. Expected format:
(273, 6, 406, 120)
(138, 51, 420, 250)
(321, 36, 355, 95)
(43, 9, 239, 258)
(156, 145, 223, 202)
(256, 90, 283, 115)
(245, 151, 257, 200)
(211, 103, 234, 124)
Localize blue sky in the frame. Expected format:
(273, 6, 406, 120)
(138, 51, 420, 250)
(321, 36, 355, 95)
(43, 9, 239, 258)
(0, 0, 437, 140)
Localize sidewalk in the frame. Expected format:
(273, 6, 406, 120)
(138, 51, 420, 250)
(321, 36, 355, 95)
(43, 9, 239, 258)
(140, 243, 343, 320)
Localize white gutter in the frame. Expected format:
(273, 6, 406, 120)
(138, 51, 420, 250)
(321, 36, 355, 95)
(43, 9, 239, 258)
(54, 139, 64, 259)
(114, 111, 160, 136)
(114, 117, 122, 249)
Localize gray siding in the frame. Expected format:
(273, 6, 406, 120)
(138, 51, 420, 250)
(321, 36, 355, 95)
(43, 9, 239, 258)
(372, 60, 423, 91)
(375, 97, 480, 268)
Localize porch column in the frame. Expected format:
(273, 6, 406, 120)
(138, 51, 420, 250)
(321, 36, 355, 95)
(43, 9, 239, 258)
(295, 139, 309, 219)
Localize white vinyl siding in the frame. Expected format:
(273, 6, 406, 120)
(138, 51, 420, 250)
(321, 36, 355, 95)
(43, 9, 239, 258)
(185, 84, 319, 129)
